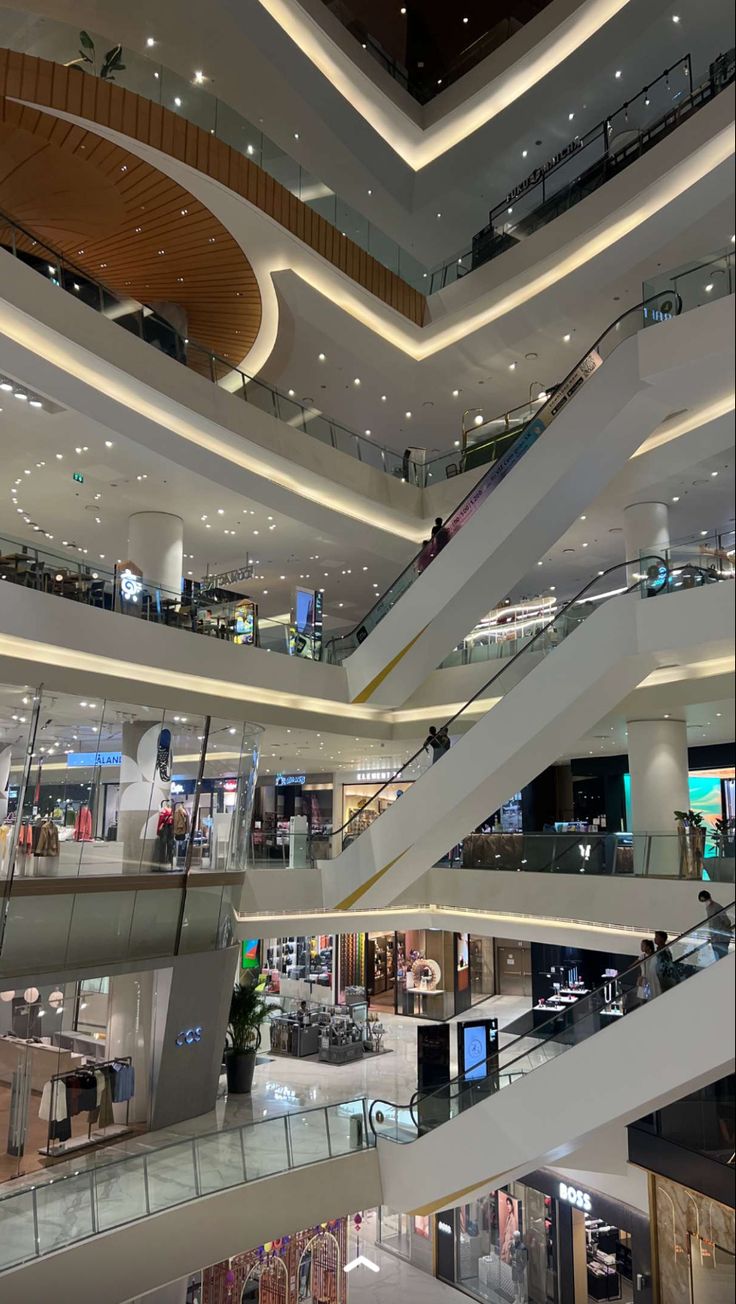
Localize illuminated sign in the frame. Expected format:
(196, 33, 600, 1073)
(67, 751, 122, 768)
(200, 564, 253, 588)
(438, 1221, 453, 1235)
(175, 1026, 203, 1047)
(120, 568, 143, 603)
(501, 137, 583, 209)
(241, 939, 260, 970)
(275, 773, 305, 787)
(559, 1182, 592, 1212)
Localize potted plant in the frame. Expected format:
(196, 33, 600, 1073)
(674, 809, 706, 879)
(226, 979, 269, 1094)
(68, 31, 126, 80)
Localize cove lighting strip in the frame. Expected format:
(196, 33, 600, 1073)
(257, 0, 632, 169)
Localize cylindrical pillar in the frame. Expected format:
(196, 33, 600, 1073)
(127, 512, 184, 595)
(627, 717, 689, 875)
(623, 501, 670, 583)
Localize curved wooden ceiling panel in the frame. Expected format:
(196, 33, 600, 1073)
(0, 95, 262, 367)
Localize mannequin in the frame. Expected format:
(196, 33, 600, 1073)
(510, 1230, 529, 1303)
(155, 799, 175, 869)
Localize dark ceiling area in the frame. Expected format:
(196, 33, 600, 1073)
(321, 0, 552, 102)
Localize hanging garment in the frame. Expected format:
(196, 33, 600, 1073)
(35, 819, 60, 857)
(155, 807, 175, 867)
(173, 804, 190, 838)
(39, 1077, 68, 1123)
(109, 1061, 135, 1103)
(94, 1069, 115, 1129)
(73, 806, 93, 841)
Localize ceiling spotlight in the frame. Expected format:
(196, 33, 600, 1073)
(318, 352, 326, 362)
(381, 394, 387, 402)
(563, 333, 571, 342)
(522, 149, 528, 158)
(508, 362, 517, 371)
(568, 112, 574, 121)
(193, 70, 205, 84)
(672, 495, 680, 502)
(146, 36, 156, 47)
(672, 14, 680, 22)
(704, 283, 714, 293)
(711, 470, 719, 477)
(29, 399, 43, 409)
(174, 96, 182, 107)
(405, 411, 412, 419)
(615, 69, 622, 79)
(353, 377, 361, 386)
(452, 389, 459, 397)
(473, 414, 484, 426)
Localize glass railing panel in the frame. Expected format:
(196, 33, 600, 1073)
(0, 1186, 36, 1269)
(195, 1130, 247, 1195)
(179, 885, 227, 954)
(241, 1117, 290, 1180)
(94, 1154, 149, 1231)
(35, 1170, 95, 1253)
(127, 889, 184, 960)
(302, 412, 336, 447)
(144, 1140, 198, 1212)
(0, 894, 74, 975)
(325, 1100, 369, 1155)
(287, 1107, 331, 1166)
(66, 891, 137, 967)
(644, 248, 734, 313)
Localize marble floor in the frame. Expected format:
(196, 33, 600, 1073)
(344, 1209, 460, 1303)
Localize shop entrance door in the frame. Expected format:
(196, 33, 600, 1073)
(495, 940, 532, 996)
(690, 1236, 735, 1304)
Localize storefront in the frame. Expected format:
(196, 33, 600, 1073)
(0, 969, 150, 1183)
(336, 930, 495, 1021)
(252, 774, 333, 862)
(436, 1170, 652, 1304)
(202, 1217, 349, 1302)
(2, 686, 261, 879)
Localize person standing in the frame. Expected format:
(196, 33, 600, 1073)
(698, 890, 733, 959)
(425, 726, 443, 764)
(654, 930, 678, 990)
(431, 516, 450, 556)
(636, 938, 661, 1002)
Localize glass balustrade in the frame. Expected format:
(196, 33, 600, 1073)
(368, 906, 735, 1142)
(459, 831, 734, 881)
(0, 1097, 372, 1270)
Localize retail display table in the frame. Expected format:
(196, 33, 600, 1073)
(0, 1037, 81, 1093)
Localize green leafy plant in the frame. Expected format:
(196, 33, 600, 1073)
(69, 31, 126, 80)
(674, 809, 705, 828)
(228, 981, 270, 1054)
(713, 815, 736, 850)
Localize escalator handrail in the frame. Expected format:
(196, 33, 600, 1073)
(368, 902, 735, 1140)
(329, 554, 678, 842)
(325, 288, 682, 660)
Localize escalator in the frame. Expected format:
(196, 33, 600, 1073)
(371, 908, 735, 1214)
(325, 290, 736, 708)
(319, 560, 733, 911)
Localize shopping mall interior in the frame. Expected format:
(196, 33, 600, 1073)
(0, 0, 734, 1301)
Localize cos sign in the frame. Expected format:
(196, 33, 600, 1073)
(175, 1026, 203, 1047)
(559, 1182, 592, 1212)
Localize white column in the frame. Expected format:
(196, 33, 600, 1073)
(127, 512, 184, 595)
(623, 501, 670, 583)
(627, 717, 689, 875)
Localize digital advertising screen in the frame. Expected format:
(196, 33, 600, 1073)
(241, 938, 260, 970)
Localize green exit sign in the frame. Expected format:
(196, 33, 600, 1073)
(72, 472, 85, 483)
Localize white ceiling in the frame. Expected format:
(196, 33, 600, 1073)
(0, 400, 405, 624)
(258, 196, 735, 450)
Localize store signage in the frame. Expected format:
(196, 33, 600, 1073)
(502, 137, 583, 209)
(559, 1182, 592, 1212)
(171, 781, 186, 795)
(438, 1221, 453, 1235)
(120, 568, 143, 603)
(200, 564, 253, 589)
(72, 471, 85, 484)
(67, 751, 122, 768)
(356, 770, 395, 783)
(275, 773, 305, 787)
(175, 1026, 203, 1047)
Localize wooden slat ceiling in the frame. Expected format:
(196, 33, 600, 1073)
(0, 96, 261, 368)
(0, 48, 427, 328)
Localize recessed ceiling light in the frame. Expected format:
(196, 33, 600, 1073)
(568, 112, 574, 121)
(29, 399, 42, 409)
(174, 96, 182, 107)
(452, 389, 459, 397)
(563, 333, 571, 342)
(405, 411, 412, 419)
(508, 362, 517, 371)
(353, 377, 361, 386)
(615, 69, 622, 79)
(318, 352, 326, 362)
(193, 70, 205, 84)
(711, 470, 719, 477)
(705, 283, 714, 293)
(672, 14, 680, 22)
(522, 149, 528, 158)
(294, 132, 299, 140)
(364, 429, 371, 436)
(288, 389, 295, 397)
(381, 394, 387, 402)
(672, 495, 680, 502)
(474, 414, 484, 425)
(146, 36, 156, 46)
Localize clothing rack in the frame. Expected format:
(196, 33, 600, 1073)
(41, 1054, 134, 1158)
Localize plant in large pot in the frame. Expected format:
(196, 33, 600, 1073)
(226, 980, 269, 1094)
(674, 809, 706, 879)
